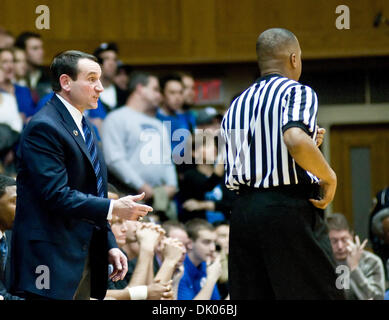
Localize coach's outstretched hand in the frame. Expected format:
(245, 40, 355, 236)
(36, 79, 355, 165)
(113, 192, 153, 221)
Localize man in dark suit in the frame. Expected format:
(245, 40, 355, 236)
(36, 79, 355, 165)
(0, 174, 23, 300)
(11, 50, 153, 300)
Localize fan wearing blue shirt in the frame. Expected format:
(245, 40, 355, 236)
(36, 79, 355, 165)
(177, 218, 222, 300)
(156, 74, 196, 164)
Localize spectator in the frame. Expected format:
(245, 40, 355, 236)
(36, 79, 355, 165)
(178, 132, 233, 223)
(195, 106, 224, 135)
(161, 220, 189, 298)
(156, 74, 196, 165)
(369, 187, 389, 276)
(326, 213, 385, 300)
(178, 71, 197, 135)
(0, 68, 22, 173)
(0, 48, 36, 124)
(0, 174, 23, 300)
(12, 47, 28, 87)
(179, 72, 196, 111)
(0, 69, 22, 134)
(0, 28, 14, 49)
(14, 32, 51, 101)
(177, 218, 222, 300)
(106, 219, 184, 300)
(93, 42, 129, 113)
(106, 217, 173, 300)
(162, 220, 190, 249)
(114, 62, 132, 92)
(102, 71, 178, 221)
(214, 221, 229, 299)
(121, 220, 141, 261)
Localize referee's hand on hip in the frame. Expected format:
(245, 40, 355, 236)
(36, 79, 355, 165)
(283, 127, 337, 210)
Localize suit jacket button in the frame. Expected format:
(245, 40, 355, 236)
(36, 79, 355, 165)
(82, 244, 88, 251)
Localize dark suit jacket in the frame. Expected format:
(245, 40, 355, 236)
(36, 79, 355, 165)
(0, 231, 23, 300)
(11, 94, 117, 300)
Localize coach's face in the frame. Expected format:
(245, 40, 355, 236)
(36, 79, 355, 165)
(69, 58, 104, 111)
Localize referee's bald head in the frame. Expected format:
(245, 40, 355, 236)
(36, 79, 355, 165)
(256, 28, 302, 81)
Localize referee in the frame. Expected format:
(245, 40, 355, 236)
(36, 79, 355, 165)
(221, 28, 345, 300)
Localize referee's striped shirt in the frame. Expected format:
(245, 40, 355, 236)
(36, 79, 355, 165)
(220, 74, 319, 190)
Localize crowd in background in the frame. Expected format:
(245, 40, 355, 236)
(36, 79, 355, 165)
(0, 28, 233, 300)
(1, 27, 389, 300)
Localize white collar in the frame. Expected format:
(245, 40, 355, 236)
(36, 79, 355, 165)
(0, 230, 4, 240)
(56, 94, 85, 140)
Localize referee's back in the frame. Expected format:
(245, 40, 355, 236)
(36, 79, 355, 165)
(221, 73, 319, 191)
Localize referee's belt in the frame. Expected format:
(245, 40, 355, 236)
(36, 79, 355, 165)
(237, 183, 321, 200)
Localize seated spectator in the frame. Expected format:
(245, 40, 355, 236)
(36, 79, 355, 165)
(93, 42, 129, 114)
(0, 69, 22, 134)
(12, 47, 28, 87)
(162, 220, 190, 249)
(214, 221, 229, 299)
(177, 132, 234, 223)
(156, 74, 196, 165)
(161, 220, 189, 298)
(178, 72, 196, 112)
(106, 215, 172, 300)
(102, 71, 178, 221)
(195, 106, 224, 135)
(369, 187, 389, 277)
(0, 174, 23, 300)
(0, 69, 22, 174)
(106, 217, 184, 300)
(15, 32, 51, 101)
(0, 48, 36, 124)
(114, 62, 132, 92)
(177, 219, 222, 300)
(126, 220, 184, 296)
(0, 28, 14, 49)
(326, 213, 385, 300)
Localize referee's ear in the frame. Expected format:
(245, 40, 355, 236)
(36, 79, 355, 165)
(289, 53, 297, 69)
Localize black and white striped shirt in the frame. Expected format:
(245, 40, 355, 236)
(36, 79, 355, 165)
(221, 74, 319, 190)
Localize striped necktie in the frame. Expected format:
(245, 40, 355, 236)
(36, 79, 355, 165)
(81, 117, 104, 198)
(0, 236, 7, 274)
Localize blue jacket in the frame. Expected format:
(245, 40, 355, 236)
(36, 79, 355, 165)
(14, 84, 36, 118)
(11, 94, 117, 300)
(178, 255, 220, 300)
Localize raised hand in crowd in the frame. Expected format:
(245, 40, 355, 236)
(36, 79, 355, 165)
(346, 235, 368, 271)
(206, 254, 223, 283)
(129, 222, 165, 287)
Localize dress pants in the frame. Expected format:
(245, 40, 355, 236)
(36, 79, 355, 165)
(73, 253, 91, 300)
(229, 184, 346, 300)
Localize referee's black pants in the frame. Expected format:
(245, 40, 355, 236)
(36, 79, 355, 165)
(229, 184, 346, 300)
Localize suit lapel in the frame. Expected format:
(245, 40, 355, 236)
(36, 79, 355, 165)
(51, 94, 108, 197)
(51, 94, 94, 169)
